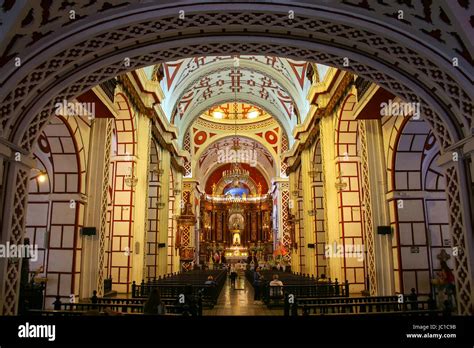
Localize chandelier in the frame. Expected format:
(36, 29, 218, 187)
(222, 162, 249, 186)
(221, 68, 250, 187)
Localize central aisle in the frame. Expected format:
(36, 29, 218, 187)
(203, 272, 283, 316)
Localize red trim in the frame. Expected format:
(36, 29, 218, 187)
(355, 88, 395, 120)
(77, 90, 115, 118)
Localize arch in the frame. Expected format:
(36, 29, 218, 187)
(204, 163, 269, 195)
(25, 116, 83, 309)
(179, 93, 292, 145)
(2, 3, 470, 154)
(0, 1, 472, 315)
(164, 57, 309, 120)
(390, 118, 452, 299)
(106, 92, 137, 292)
(311, 139, 327, 277)
(334, 93, 366, 293)
(167, 59, 305, 137)
(193, 133, 278, 180)
(113, 92, 137, 156)
(145, 138, 161, 280)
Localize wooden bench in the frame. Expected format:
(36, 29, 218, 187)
(284, 295, 441, 316)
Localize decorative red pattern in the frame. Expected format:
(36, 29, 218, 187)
(205, 163, 268, 194)
(194, 131, 207, 145)
(163, 61, 183, 89)
(265, 130, 278, 145)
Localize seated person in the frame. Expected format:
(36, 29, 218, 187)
(143, 289, 165, 315)
(269, 274, 284, 297)
(318, 274, 329, 282)
(204, 275, 216, 286)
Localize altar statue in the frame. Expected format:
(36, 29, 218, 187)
(233, 232, 241, 246)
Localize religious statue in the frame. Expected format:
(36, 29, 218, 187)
(212, 183, 217, 195)
(257, 182, 262, 195)
(431, 250, 456, 312)
(233, 232, 241, 246)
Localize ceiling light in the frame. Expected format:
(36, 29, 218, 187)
(213, 111, 223, 119)
(247, 110, 259, 119)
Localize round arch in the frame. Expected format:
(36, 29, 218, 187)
(166, 58, 305, 125)
(0, 1, 472, 315)
(1, 2, 470, 153)
(193, 133, 278, 183)
(179, 93, 292, 145)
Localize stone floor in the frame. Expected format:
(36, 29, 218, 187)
(203, 273, 283, 316)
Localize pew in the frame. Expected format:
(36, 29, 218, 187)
(245, 270, 349, 307)
(285, 294, 443, 316)
(131, 270, 226, 308)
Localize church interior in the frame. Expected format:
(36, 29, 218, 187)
(0, 2, 472, 336)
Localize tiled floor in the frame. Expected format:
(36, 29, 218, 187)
(203, 273, 283, 316)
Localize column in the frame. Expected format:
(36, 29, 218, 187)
(437, 139, 474, 315)
(360, 119, 394, 295)
(131, 114, 151, 284)
(0, 148, 33, 315)
(80, 118, 112, 298)
(319, 114, 343, 283)
(301, 147, 317, 276)
(157, 149, 171, 275)
(272, 178, 290, 265)
(288, 170, 299, 272)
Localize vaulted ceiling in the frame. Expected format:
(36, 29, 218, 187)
(196, 136, 276, 186)
(156, 55, 316, 145)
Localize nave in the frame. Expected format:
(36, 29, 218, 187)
(0, 2, 472, 322)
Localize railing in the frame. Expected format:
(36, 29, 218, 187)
(131, 270, 227, 308)
(284, 295, 443, 316)
(30, 300, 202, 316)
(203, 194, 270, 203)
(262, 282, 349, 307)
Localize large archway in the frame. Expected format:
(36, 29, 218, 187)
(0, 1, 472, 315)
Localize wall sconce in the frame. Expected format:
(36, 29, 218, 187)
(31, 168, 48, 183)
(151, 164, 164, 176)
(308, 164, 319, 179)
(156, 195, 165, 209)
(125, 167, 138, 187)
(335, 172, 347, 191)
